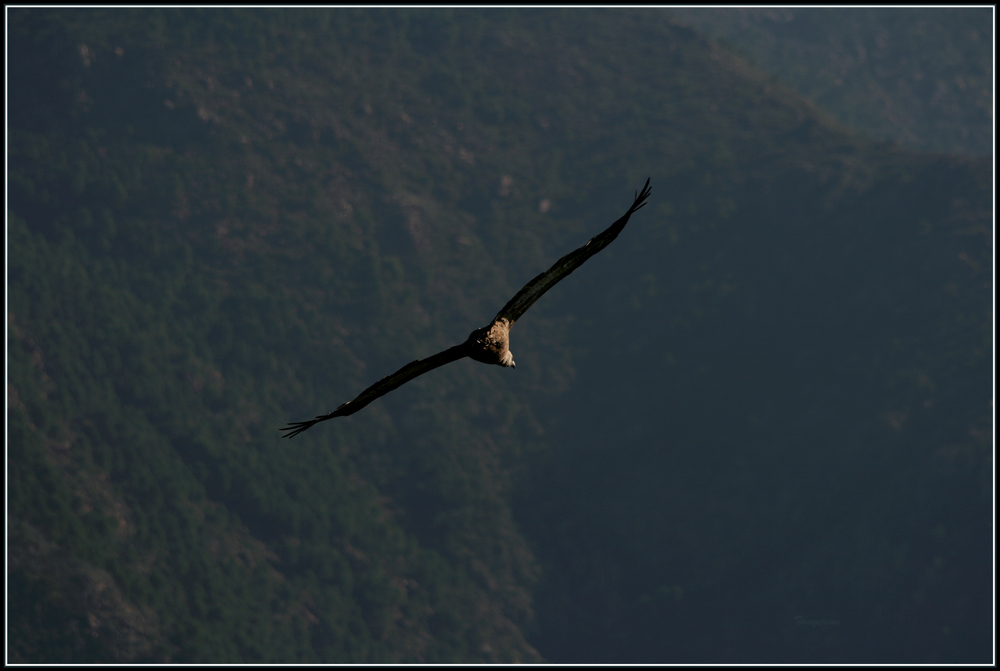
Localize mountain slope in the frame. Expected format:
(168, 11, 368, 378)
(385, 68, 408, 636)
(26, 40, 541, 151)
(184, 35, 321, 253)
(7, 8, 991, 663)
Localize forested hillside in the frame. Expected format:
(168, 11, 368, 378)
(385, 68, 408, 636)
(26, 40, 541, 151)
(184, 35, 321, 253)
(669, 7, 993, 156)
(7, 9, 992, 663)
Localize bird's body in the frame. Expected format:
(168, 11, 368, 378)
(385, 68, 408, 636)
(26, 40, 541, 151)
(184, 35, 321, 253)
(281, 179, 651, 438)
(466, 318, 515, 368)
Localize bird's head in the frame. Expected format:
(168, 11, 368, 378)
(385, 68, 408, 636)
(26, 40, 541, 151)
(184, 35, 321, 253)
(501, 351, 515, 369)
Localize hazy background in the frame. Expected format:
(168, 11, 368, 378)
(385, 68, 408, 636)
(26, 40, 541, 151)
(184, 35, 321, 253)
(670, 7, 993, 157)
(7, 8, 993, 663)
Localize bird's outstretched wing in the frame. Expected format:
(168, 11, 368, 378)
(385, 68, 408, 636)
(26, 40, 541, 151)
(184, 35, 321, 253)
(280, 344, 469, 438)
(494, 178, 650, 327)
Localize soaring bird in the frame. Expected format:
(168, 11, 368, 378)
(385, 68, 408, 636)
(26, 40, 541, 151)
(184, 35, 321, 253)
(281, 178, 651, 438)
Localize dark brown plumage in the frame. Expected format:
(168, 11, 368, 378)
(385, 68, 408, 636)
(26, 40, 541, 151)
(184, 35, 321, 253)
(281, 178, 650, 438)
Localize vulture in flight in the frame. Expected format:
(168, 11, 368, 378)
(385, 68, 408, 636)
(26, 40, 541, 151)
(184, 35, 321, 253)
(281, 178, 651, 438)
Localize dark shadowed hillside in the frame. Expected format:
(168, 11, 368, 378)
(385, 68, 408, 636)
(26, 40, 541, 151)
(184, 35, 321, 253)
(7, 8, 992, 663)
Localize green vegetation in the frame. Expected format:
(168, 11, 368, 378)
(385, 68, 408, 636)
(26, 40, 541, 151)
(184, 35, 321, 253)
(669, 8, 993, 156)
(8, 8, 991, 663)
